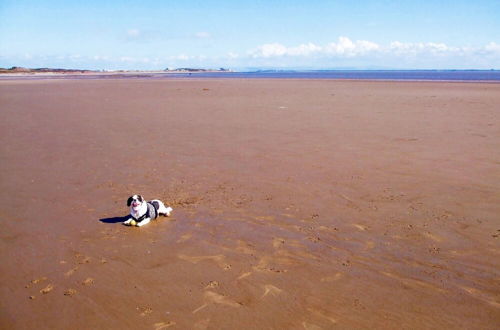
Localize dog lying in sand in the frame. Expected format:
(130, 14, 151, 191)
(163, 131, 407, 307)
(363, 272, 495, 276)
(123, 194, 173, 227)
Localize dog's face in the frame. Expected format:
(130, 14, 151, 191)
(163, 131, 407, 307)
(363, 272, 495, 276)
(127, 194, 144, 208)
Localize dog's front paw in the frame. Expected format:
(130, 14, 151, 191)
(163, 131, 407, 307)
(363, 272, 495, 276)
(165, 207, 173, 217)
(123, 218, 133, 226)
(136, 218, 150, 227)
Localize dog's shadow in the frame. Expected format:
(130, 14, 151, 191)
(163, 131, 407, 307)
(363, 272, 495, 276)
(99, 215, 129, 224)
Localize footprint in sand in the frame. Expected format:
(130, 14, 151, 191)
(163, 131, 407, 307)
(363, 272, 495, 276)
(64, 289, 77, 297)
(65, 266, 79, 277)
(236, 240, 256, 255)
(64, 254, 99, 277)
(380, 271, 445, 293)
(253, 255, 290, 273)
(204, 291, 242, 307)
(261, 284, 282, 299)
(307, 307, 338, 324)
(272, 237, 285, 248)
(192, 304, 209, 314)
(237, 272, 252, 280)
(255, 215, 275, 222)
(82, 278, 94, 286)
(193, 318, 211, 330)
(74, 253, 91, 263)
(153, 321, 176, 329)
(422, 231, 442, 242)
(353, 224, 368, 231)
(320, 273, 343, 282)
(364, 241, 375, 249)
(460, 286, 500, 308)
(137, 306, 153, 316)
(178, 254, 231, 270)
(78, 256, 91, 264)
(192, 291, 241, 313)
(204, 281, 219, 289)
(40, 284, 54, 294)
(307, 236, 321, 243)
(302, 321, 322, 330)
(317, 226, 339, 233)
(339, 194, 362, 211)
(177, 233, 192, 243)
(25, 277, 47, 288)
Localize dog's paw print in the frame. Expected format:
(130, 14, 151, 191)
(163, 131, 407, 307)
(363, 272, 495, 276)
(40, 284, 54, 294)
(137, 306, 153, 316)
(25, 277, 47, 288)
(64, 289, 77, 297)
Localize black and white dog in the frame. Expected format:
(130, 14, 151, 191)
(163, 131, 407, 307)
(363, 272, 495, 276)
(124, 194, 173, 227)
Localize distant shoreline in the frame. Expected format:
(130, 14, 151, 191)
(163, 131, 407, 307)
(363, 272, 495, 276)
(0, 66, 230, 75)
(1, 68, 499, 82)
(1, 66, 497, 75)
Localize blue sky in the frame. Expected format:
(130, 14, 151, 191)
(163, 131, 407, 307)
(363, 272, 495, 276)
(1, 0, 499, 70)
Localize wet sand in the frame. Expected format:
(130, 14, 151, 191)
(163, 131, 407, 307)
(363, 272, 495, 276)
(0, 78, 499, 329)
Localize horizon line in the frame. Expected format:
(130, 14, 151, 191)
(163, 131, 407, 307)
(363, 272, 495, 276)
(1, 66, 499, 72)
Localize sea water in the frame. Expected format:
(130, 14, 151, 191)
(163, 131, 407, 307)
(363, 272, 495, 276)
(2, 70, 499, 81)
(168, 70, 500, 81)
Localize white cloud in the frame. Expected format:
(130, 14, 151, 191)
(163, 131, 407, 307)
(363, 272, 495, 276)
(251, 42, 324, 57)
(251, 43, 288, 57)
(117, 56, 153, 63)
(195, 31, 211, 39)
(243, 37, 500, 69)
(324, 37, 380, 56)
(168, 54, 191, 61)
(127, 29, 141, 38)
(91, 55, 110, 61)
(124, 28, 162, 42)
(288, 43, 322, 56)
(249, 37, 500, 63)
(389, 41, 458, 56)
(119, 56, 136, 62)
(251, 37, 381, 58)
(485, 42, 500, 53)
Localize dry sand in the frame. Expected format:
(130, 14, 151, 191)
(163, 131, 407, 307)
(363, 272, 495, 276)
(0, 78, 499, 329)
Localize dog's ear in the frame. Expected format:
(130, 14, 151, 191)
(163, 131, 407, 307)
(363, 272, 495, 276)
(127, 196, 134, 207)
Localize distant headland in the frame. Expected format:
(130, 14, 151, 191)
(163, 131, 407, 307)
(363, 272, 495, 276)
(0, 66, 231, 74)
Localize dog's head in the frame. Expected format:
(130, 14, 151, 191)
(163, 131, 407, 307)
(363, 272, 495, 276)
(127, 194, 144, 208)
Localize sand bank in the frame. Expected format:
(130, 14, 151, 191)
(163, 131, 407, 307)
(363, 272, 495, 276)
(0, 78, 499, 329)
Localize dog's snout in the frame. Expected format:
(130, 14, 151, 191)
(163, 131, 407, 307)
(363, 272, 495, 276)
(127, 194, 144, 207)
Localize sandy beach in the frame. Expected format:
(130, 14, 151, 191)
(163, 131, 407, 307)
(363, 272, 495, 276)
(0, 78, 499, 329)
